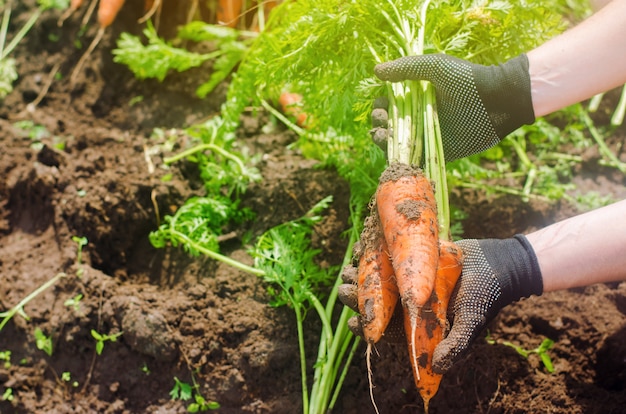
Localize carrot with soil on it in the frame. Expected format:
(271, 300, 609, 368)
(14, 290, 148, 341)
(355, 212, 400, 414)
(375, 162, 439, 382)
(70, 0, 126, 85)
(403, 239, 463, 413)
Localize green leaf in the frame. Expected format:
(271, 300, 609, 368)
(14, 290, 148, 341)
(90, 329, 103, 341)
(34, 328, 53, 356)
(541, 352, 555, 373)
(0, 58, 18, 99)
(95, 341, 104, 356)
(113, 22, 212, 82)
(37, 0, 69, 10)
(251, 196, 335, 308)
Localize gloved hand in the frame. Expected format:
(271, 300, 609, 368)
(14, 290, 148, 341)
(338, 234, 543, 373)
(372, 54, 535, 161)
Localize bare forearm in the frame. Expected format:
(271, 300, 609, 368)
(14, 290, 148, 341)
(526, 200, 626, 292)
(527, 0, 626, 117)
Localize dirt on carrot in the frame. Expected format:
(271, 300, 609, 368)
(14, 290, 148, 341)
(357, 213, 399, 345)
(403, 239, 463, 413)
(376, 163, 439, 314)
(353, 162, 463, 412)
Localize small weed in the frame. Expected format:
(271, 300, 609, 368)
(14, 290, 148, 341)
(72, 236, 88, 264)
(0, 350, 11, 369)
(141, 363, 151, 375)
(91, 329, 123, 355)
(2, 387, 13, 402)
(64, 294, 83, 313)
(170, 377, 220, 412)
(61, 371, 79, 388)
(34, 328, 53, 356)
(170, 377, 193, 401)
(72, 236, 88, 276)
(486, 333, 556, 373)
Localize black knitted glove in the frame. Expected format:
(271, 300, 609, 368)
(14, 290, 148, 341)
(374, 54, 535, 161)
(432, 234, 543, 373)
(337, 234, 543, 371)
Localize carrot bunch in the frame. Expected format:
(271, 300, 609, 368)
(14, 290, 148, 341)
(355, 162, 463, 413)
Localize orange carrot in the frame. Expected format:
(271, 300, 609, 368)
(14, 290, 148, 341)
(357, 214, 399, 344)
(278, 92, 309, 127)
(98, 0, 126, 28)
(355, 212, 400, 414)
(375, 162, 439, 379)
(376, 163, 439, 312)
(217, 0, 244, 28)
(403, 239, 463, 413)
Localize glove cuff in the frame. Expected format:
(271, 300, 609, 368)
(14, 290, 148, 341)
(481, 234, 544, 303)
(473, 54, 535, 138)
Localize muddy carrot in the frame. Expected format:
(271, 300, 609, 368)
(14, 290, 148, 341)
(375, 162, 439, 380)
(356, 212, 400, 414)
(357, 213, 399, 344)
(376, 163, 439, 311)
(403, 239, 463, 413)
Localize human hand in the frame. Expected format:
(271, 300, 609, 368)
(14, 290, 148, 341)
(337, 234, 543, 372)
(373, 54, 535, 161)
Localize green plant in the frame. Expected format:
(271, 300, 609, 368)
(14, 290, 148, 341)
(0, 272, 66, 332)
(141, 363, 151, 375)
(61, 371, 78, 387)
(170, 376, 220, 412)
(64, 294, 83, 313)
(147, 0, 584, 412)
(149, 119, 260, 258)
(72, 236, 88, 264)
(71, 236, 88, 276)
(2, 387, 13, 402)
(113, 20, 254, 98)
(90, 329, 122, 356)
(486, 334, 555, 373)
(0, 0, 68, 99)
(0, 350, 10, 369)
(34, 327, 53, 356)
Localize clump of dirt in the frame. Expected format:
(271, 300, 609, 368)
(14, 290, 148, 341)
(2, 2, 626, 414)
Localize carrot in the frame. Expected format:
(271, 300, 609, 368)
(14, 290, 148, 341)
(403, 240, 463, 413)
(217, 0, 243, 28)
(278, 92, 309, 127)
(375, 162, 439, 382)
(376, 163, 439, 311)
(70, 0, 126, 85)
(355, 212, 399, 414)
(97, 0, 126, 28)
(357, 215, 399, 344)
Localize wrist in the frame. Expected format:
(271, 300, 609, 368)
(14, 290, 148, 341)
(481, 234, 543, 304)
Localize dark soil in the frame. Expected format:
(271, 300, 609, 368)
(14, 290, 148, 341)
(1, 2, 626, 413)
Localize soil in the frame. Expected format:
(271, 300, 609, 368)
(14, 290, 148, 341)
(1, 2, 626, 413)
